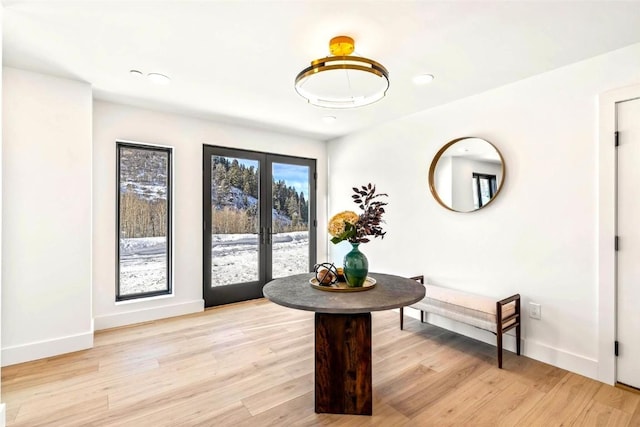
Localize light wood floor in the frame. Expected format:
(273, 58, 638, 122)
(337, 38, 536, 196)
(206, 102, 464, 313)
(2, 299, 639, 426)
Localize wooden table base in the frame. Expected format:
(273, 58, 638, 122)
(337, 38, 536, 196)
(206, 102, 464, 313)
(314, 312, 372, 415)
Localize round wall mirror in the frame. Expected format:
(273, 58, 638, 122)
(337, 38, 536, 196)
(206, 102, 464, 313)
(429, 137, 505, 212)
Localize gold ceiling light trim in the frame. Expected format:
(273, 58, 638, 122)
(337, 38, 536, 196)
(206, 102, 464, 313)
(295, 35, 390, 109)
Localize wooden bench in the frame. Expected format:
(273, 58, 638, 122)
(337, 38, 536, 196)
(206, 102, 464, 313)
(401, 276, 521, 368)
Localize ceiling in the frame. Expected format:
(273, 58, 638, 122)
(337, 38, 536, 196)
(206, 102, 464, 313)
(4, 1, 640, 141)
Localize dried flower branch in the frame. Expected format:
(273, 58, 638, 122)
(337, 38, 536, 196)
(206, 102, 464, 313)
(328, 183, 388, 244)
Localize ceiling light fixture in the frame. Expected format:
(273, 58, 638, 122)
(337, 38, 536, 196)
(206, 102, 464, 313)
(295, 36, 389, 109)
(147, 72, 171, 85)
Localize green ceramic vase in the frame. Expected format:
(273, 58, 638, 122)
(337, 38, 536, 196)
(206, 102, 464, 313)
(343, 243, 369, 287)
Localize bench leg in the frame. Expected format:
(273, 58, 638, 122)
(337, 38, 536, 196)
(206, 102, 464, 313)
(516, 298, 521, 356)
(400, 308, 427, 329)
(497, 329, 503, 369)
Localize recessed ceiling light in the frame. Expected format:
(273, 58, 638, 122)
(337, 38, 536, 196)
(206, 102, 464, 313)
(322, 116, 337, 124)
(413, 74, 435, 85)
(147, 73, 171, 85)
(129, 69, 143, 77)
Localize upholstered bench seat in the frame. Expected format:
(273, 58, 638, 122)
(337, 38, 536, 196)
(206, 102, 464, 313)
(401, 277, 521, 368)
(419, 285, 517, 332)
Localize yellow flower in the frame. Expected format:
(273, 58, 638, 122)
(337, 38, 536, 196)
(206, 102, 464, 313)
(328, 211, 359, 237)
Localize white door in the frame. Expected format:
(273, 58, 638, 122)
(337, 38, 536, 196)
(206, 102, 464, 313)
(617, 96, 640, 389)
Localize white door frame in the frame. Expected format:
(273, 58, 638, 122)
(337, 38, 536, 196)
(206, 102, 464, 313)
(598, 83, 640, 385)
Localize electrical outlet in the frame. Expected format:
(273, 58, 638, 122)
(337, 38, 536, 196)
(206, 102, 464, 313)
(529, 302, 541, 320)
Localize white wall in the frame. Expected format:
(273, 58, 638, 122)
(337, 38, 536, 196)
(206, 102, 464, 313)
(1, 68, 93, 366)
(0, 6, 5, 424)
(328, 42, 640, 381)
(93, 101, 328, 329)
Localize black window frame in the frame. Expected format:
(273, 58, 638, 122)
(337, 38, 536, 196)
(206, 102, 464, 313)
(472, 172, 497, 208)
(116, 141, 173, 301)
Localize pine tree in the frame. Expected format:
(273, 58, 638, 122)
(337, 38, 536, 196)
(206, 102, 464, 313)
(229, 159, 242, 188)
(299, 192, 308, 224)
(286, 195, 298, 226)
(213, 163, 230, 206)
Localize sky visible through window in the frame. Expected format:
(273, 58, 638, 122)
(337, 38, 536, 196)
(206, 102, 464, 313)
(236, 158, 309, 198)
(273, 163, 309, 199)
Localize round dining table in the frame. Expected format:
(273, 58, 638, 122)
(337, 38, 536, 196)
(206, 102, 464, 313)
(263, 272, 425, 416)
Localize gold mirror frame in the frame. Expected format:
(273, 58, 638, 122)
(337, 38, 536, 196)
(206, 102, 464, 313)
(428, 137, 506, 212)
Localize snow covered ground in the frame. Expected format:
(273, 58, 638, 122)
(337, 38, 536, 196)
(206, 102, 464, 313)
(119, 236, 168, 295)
(211, 231, 309, 285)
(119, 231, 309, 295)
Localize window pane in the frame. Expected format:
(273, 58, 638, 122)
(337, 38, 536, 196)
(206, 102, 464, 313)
(211, 156, 260, 286)
(472, 176, 480, 209)
(479, 177, 492, 206)
(118, 144, 171, 299)
(271, 163, 310, 279)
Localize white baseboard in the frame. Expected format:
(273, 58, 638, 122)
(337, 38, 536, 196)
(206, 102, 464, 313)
(524, 339, 598, 380)
(0, 403, 6, 427)
(401, 307, 598, 380)
(1, 331, 93, 367)
(94, 299, 204, 330)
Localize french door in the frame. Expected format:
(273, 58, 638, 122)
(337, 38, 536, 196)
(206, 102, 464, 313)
(203, 146, 316, 307)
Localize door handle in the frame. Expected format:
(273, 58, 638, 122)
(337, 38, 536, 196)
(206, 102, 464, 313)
(257, 227, 273, 245)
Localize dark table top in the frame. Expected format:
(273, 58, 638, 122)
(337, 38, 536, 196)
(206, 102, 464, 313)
(263, 272, 426, 314)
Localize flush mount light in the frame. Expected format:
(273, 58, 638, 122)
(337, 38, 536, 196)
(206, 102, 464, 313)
(413, 73, 435, 85)
(147, 72, 171, 85)
(295, 36, 389, 109)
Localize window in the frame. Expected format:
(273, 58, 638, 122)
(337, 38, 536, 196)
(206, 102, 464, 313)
(117, 142, 172, 300)
(472, 173, 497, 209)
